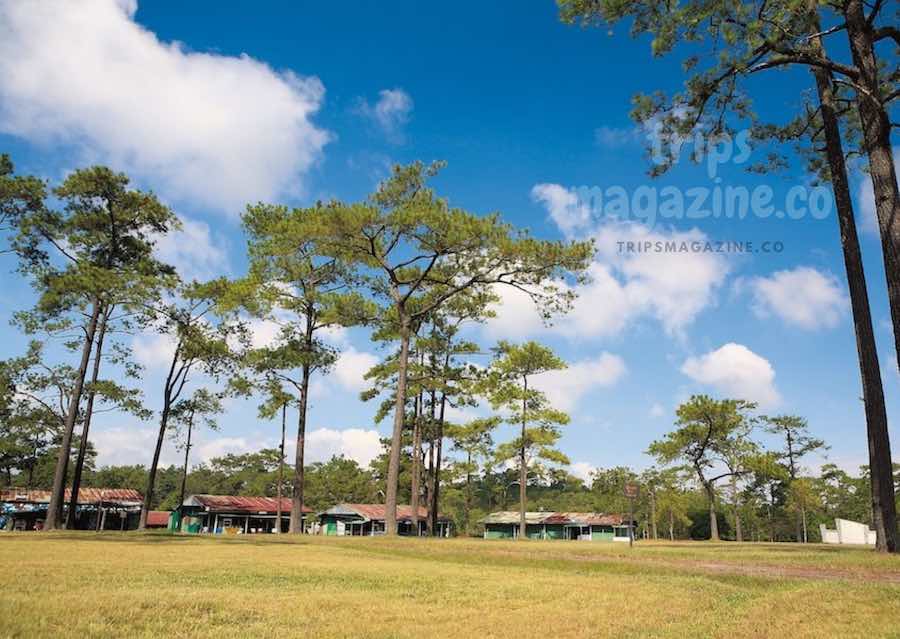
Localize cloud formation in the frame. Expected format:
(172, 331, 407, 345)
(490, 191, 728, 340)
(0, 0, 329, 213)
(355, 88, 413, 143)
(534, 353, 627, 413)
(154, 215, 230, 282)
(681, 343, 780, 408)
(745, 266, 847, 330)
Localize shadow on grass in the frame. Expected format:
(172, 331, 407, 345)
(0, 530, 318, 547)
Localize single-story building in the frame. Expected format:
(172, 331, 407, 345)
(318, 503, 451, 537)
(0, 487, 143, 531)
(820, 518, 877, 545)
(482, 511, 635, 541)
(179, 494, 312, 534)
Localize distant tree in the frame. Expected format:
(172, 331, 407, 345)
(304, 455, 378, 512)
(12, 166, 176, 529)
(481, 341, 570, 539)
(590, 466, 639, 514)
(231, 202, 374, 533)
(648, 396, 759, 541)
(170, 388, 223, 519)
(762, 414, 829, 542)
(446, 417, 499, 534)
(309, 162, 592, 534)
(139, 282, 245, 529)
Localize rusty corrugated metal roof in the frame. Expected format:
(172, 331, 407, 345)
(1, 488, 143, 505)
(482, 511, 629, 526)
(185, 494, 312, 514)
(480, 511, 550, 525)
(544, 512, 627, 526)
(322, 503, 449, 522)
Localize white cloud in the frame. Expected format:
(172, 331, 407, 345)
(0, 0, 329, 213)
(330, 347, 379, 392)
(92, 425, 174, 467)
(487, 206, 728, 340)
(745, 266, 847, 330)
(681, 343, 780, 408)
(649, 403, 665, 418)
(195, 436, 258, 462)
(246, 318, 284, 350)
(569, 461, 596, 483)
(531, 183, 593, 238)
(534, 353, 627, 413)
(594, 125, 638, 148)
(132, 332, 178, 370)
(154, 215, 229, 282)
(304, 427, 382, 467)
(355, 88, 413, 143)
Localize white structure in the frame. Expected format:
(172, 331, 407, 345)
(819, 518, 877, 545)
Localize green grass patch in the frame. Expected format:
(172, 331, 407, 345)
(1, 533, 898, 638)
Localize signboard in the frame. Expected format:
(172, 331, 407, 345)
(623, 482, 640, 499)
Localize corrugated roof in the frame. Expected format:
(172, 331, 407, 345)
(185, 494, 312, 514)
(482, 511, 629, 526)
(481, 511, 551, 525)
(321, 503, 449, 522)
(146, 511, 171, 527)
(544, 512, 627, 526)
(1, 488, 143, 505)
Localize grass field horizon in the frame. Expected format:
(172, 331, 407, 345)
(3, 533, 898, 638)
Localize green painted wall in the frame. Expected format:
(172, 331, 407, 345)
(485, 524, 514, 539)
(544, 524, 565, 539)
(591, 525, 614, 541)
(526, 524, 544, 539)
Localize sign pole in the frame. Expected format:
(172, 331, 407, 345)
(628, 495, 634, 548)
(623, 482, 640, 549)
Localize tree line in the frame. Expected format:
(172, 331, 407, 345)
(1, 0, 898, 552)
(5, 395, 897, 544)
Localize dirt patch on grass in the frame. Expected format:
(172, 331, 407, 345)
(473, 545, 900, 584)
(683, 559, 900, 583)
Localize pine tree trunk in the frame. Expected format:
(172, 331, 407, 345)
(465, 450, 473, 535)
(141, 340, 185, 530)
(817, 7, 898, 552)
(45, 298, 101, 530)
(290, 363, 310, 534)
(844, 1, 900, 386)
(65, 303, 110, 529)
(430, 394, 446, 536)
(668, 508, 674, 541)
(176, 409, 194, 530)
(706, 482, 719, 541)
(276, 402, 285, 534)
(141, 399, 171, 530)
(410, 389, 423, 535)
(424, 437, 434, 536)
(519, 376, 528, 540)
(385, 320, 411, 536)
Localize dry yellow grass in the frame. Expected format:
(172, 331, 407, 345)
(1, 533, 898, 638)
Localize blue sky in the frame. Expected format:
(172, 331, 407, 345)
(0, 0, 897, 480)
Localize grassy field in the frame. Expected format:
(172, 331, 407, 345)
(2, 533, 899, 638)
